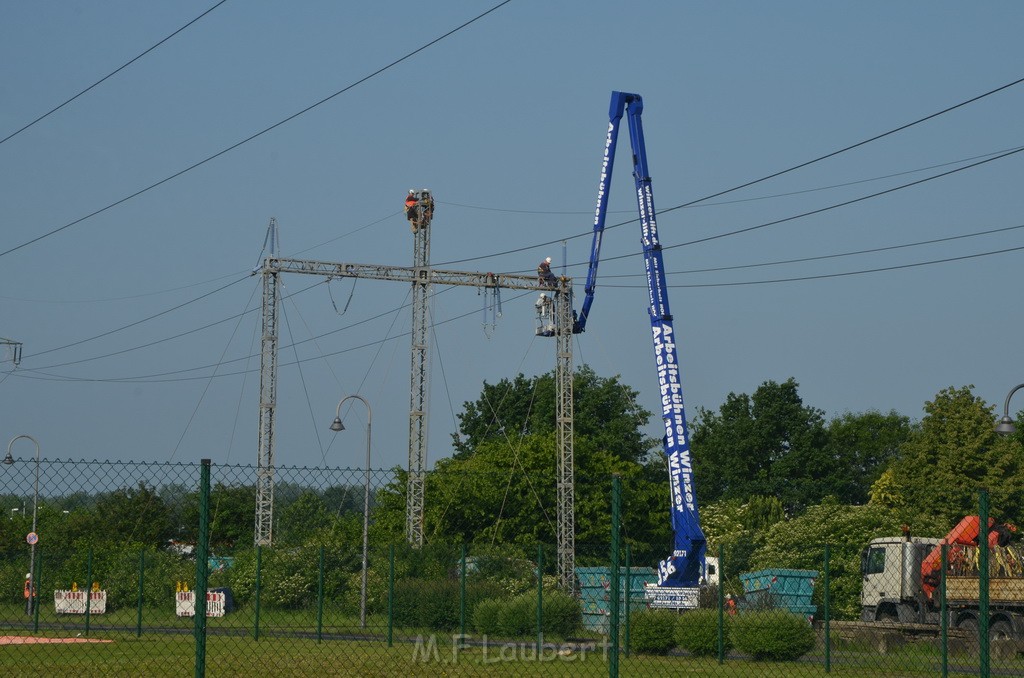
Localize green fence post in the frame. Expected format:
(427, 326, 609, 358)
(194, 458, 211, 678)
(254, 545, 262, 641)
(623, 543, 631, 658)
(718, 544, 725, 664)
(941, 543, 948, 678)
(136, 549, 145, 637)
(32, 547, 41, 634)
(537, 544, 544, 653)
(387, 544, 395, 648)
(979, 488, 990, 678)
(609, 474, 621, 678)
(460, 544, 467, 637)
(84, 547, 93, 637)
(824, 544, 831, 673)
(316, 545, 325, 643)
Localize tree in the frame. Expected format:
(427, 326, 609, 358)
(277, 490, 332, 546)
(86, 482, 175, 547)
(890, 385, 1024, 526)
(700, 495, 786, 581)
(179, 483, 256, 549)
(452, 365, 653, 464)
(823, 410, 912, 505)
(747, 499, 934, 619)
(372, 361, 676, 563)
(691, 378, 828, 511)
(378, 434, 669, 559)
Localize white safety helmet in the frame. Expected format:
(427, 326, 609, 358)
(545, 257, 552, 263)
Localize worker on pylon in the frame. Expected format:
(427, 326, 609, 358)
(405, 190, 419, 232)
(538, 256, 557, 288)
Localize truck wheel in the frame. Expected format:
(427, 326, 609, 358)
(956, 617, 978, 634)
(990, 620, 1013, 641)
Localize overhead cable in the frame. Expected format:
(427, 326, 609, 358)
(0, 0, 231, 147)
(0, 0, 514, 259)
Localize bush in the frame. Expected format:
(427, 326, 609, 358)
(472, 597, 503, 634)
(392, 578, 506, 631)
(226, 546, 318, 609)
(496, 593, 535, 636)
(474, 590, 582, 638)
(46, 542, 194, 611)
(731, 610, 815, 661)
(629, 609, 678, 655)
(542, 590, 583, 637)
(675, 609, 731, 657)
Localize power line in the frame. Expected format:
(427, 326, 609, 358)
(25, 277, 329, 371)
(437, 142, 1024, 271)
(17, 144, 1023, 374)
(11, 84, 1024, 374)
(13, 289, 534, 384)
(603, 223, 1024, 278)
(434, 76, 1024, 268)
(437, 143, 1024, 216)
(0, 0, 231, 147)
(26, 275, 251, 359)
(20, 215, 1024, 374)
(0, 0, 514, 260)
(602, 244, 1024, 289)
(671, 146, 1024, 250)
(667, 75, 1024, 210)
(11, 221, 1024, 383)
(0, 270, 246, 304)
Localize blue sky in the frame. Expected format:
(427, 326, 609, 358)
(2, 1, 1023, 474)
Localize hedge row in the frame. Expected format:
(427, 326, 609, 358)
(631, 609, 815, 661)
(472, 590, 582, 638)
(391, 578, 506, 631)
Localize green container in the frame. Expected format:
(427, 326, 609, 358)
(576, 567, 658, 633)
(739, 568, 817, 617)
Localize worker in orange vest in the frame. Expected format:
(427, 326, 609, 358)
(404, 190, 419, 232)
(23, 573, 35, 600)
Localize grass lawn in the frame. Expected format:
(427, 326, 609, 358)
(0, 629, 1003, 677)
(2, 603, 1018, 676)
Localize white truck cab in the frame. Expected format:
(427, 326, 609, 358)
(860, 535, 939, 623)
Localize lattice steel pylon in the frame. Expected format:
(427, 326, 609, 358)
(406, 192, 432, 547)
(554, 279, 576, 594)
(254, 223, 575, 575)
(255, 265, 280, 546)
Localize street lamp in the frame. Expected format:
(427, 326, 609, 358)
(330, 395, 372, 629)
(7, 435, 41, 616)
(995, 383, 1024, 436)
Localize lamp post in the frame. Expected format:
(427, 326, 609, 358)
(6, 434, 41, 616)
(330, 395, 372, 628)
(995, 383, 1024, 436)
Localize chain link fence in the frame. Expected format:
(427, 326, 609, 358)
(0, 458, 1019, 676)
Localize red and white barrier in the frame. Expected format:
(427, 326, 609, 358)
(54, 590, 107, 614)
(175, 590, 226, 617)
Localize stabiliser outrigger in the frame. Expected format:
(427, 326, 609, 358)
(573, 91, 707, 590)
